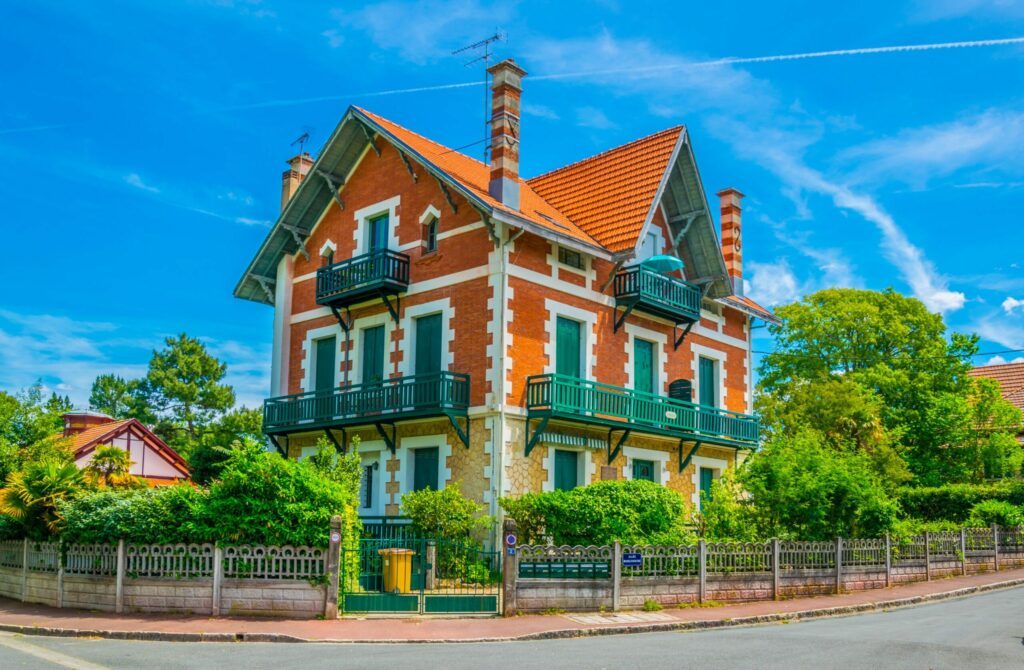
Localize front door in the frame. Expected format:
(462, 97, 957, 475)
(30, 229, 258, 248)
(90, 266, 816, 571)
(314, 336, 336, 419)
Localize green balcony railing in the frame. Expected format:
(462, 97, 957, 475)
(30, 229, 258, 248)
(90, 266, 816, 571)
(613, 265, 701, 324)
(316, 249, 410, 306)
(526, 373, 758, 447)
(263, 372, 469, 433)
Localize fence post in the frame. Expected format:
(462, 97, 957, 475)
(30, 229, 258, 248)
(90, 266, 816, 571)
(992, 524, 1000, 572)
(960, 527, 967, 576)
(501, 519, 518, 617)
(698, 539, 707, 604)
(924, 531, 931, 581)
(425, 542, 436, 591)
(324, 515, 343, 619)
(56, 541, 64, 609)
(835, 537, 843, 594)
(611, 541, 622, 612)
(884, 532, 891, 588)
(115, 539, 125, 614)
(771, 538, 780, 601)
(212, 546, 223, 617)
(20, 538, 27, 602)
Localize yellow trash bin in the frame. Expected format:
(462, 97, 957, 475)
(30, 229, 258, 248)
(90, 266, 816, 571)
(378, 548, 416, 594)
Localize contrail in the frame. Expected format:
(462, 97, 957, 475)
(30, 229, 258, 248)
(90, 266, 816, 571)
(218, 36, 1024, 112)
(0, 124, 64, 135)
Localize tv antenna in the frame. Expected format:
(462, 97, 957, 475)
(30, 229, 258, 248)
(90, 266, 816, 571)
(291, 130, 311, 156)
(452, 32, 505, 162)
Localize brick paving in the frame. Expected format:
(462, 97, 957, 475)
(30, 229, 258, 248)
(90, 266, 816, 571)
(0, 567, 1021, 643)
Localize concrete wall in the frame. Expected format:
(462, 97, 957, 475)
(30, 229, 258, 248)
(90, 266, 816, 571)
(220, 580, 325, 617)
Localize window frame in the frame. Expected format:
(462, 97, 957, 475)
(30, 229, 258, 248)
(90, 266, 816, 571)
(423, 216, 439, 254)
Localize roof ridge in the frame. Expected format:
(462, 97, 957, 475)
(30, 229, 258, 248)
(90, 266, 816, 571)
(527, 125, 684, 184)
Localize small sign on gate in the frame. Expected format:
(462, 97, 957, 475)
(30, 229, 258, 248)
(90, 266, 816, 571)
(505, 533, 517, 546)
(622, 552, 642, 568)
(330, 532, 341, 543)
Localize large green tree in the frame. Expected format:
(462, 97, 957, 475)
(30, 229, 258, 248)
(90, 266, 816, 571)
(0, 385, 74, 482)
(88, 374, 153, 422)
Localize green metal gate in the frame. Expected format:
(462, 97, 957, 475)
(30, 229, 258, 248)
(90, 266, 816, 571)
(341, 537, 501, 615)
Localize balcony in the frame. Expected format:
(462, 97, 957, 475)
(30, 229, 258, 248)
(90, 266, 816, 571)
(524, 373, 758, 458)
(263, 372, 470, 451)
(613, 266, 702, 345)
(316, 250, 410, 320)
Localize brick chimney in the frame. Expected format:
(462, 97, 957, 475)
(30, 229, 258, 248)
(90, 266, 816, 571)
(487, 58, 527, 211)
(63, 411, 114, 437)
(281, 152, 314, 211)
(717, 188, 744, 296)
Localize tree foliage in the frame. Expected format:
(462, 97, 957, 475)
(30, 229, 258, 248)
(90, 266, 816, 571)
(0, 460, 88, 538)
(402, 482, 490, 542)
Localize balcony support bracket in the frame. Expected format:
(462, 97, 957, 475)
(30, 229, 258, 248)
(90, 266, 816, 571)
(613, 303, 636, 333)
(380, 292, 401, 324)
(446, 412, 470, 449)
(679, 440, 701, 473)
(524, 415, 550, 457)
(607, 428, 631, 464)
(329, 305, 353, 335)
(267, 434, 286, 457)
(375, 421, 397, 455)
(323, 428, 346, 454)
(673, 321, 695, 350)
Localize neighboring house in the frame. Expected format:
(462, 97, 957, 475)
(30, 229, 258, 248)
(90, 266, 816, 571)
(234, 59, 778, 521)
(60, 411, 190, 485)
(969, 362, 1024, 444)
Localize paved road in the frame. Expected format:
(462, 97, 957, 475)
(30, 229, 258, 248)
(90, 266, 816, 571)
(0, 586, 1022, 669)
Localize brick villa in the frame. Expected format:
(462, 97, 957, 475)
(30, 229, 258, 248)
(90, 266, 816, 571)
(234, 59, 777, 523)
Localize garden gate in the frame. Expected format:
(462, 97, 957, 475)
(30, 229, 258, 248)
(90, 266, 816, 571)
(341, 537, 501, 614)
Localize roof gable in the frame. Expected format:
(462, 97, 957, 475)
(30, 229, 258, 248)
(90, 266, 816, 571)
(970, 362, 1024, 411)
(60, 419, 190, 477)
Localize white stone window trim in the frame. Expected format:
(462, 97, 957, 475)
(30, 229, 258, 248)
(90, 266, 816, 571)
(541, 445, 596, 493)
(623, 323, 668, 395)
(300, 323, 343, 393)
(691, 343, 728, 409)
(548, 242, 593, 282)
(396, 433, 452, 504)
(349, 312, 396, 385)
(419, 204, 441, 253)
(399, 298, 455, 377)
(357, 439, 386, 516)
(622, 446, 670, 486)
(690, 455, 727, 509)
(353, 195, 400, 255)
(319, 239, 337, 258)
(543, 299, 598, 380)
(418, 204, 441, 225)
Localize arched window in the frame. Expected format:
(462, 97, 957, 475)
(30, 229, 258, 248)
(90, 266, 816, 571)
(424, 217, 438, 254)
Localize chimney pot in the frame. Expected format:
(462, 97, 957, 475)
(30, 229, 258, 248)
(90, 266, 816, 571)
(281, 152, 314, 211)
(716, 188, 744, 296)
(487, 58, 527, 210)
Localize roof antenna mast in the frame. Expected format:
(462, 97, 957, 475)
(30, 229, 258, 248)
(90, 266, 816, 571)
(291, 130, 311, 156)
(452, 31, 505, 163)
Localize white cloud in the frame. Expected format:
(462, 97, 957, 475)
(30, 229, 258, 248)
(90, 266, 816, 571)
(974, 317, 1024, 350)
(124, 173, 160, 193)
(744, 260, 804, 307)
(522, 103, 559, 120)
(1004, 297, 1024, 314)
(983, 355, 1024, 366)
(234, 216, 272, 227)
(321, 28, 344, 49)
(575, 106, 616, 130)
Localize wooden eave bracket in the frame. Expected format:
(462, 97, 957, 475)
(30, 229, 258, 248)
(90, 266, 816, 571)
(524, 415, 550, 457)
(251, 274, 276, 303)
(398, 150, 418, 182)
(446, 413, 470, 449)
(678, 441, 701, 473)
(433, 174, 458, 213)
(281, 224, 310, 261)
(375, 421, 397, 455)
(316, 169, 345, 210)
(360, 123, 381, 156)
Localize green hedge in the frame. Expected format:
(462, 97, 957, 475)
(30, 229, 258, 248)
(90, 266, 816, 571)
(897, 481, 1024, 522)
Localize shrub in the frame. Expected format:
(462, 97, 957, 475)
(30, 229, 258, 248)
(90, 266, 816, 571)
(500, 480, 693, 546)
(897, 481, 1024, 522)
(967, 500, 1024, 528)
(58, 485, 207, 544)
(401, 482, 490, 543)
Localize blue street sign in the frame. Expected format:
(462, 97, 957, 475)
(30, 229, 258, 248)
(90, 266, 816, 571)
(622, 552, 642, 568)
(507, 547, 516, 556)
(506, 533, 517, 546)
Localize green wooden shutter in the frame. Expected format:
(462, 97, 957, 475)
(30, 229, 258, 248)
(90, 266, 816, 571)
(634, 339, 655, 394)
(413, 447, 439, 491)
(414, 314, 442, 376)
(632, 459, 655, 482)
(555, 317, 582, 378)
(699, 467, 715, 503)
(361, 325, 385, 384)
(314, 337, 336, 393)
(361, 464, 374, 509)
(554, 450, 579, 491)
(698, 357, 717, 407)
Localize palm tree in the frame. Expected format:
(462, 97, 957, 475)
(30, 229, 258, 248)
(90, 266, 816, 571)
(0, 460, 86, 535)
(84, 445, 134, 488)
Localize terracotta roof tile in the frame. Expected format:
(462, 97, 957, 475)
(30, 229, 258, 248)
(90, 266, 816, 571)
(721, 295, 780, 324)
(970, 362, 1024, 411)
(527, 127, 683, 252)
(64, 419, 133, 452)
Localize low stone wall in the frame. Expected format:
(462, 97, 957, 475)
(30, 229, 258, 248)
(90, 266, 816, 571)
(221, 580, 326, 617)
(63, 575, 117, 612)
(123, 578, 214, 615)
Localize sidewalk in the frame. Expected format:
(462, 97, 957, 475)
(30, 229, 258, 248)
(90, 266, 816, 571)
(1, 568, 1022, 644)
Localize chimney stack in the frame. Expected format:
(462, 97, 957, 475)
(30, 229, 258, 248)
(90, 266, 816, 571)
(487, 58, 527, 211)
(281, 152, 314, 211)
(717, 188, 744, 296)
(63, 411, 114, 437)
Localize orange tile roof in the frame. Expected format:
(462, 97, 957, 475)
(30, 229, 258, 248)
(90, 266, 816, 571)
(356, 108, 600, 247)
(528, 127, 684, 252)
(970, 362, 1024, 411)
(65, 419, 133, 452)
(721, 295, 780, 324)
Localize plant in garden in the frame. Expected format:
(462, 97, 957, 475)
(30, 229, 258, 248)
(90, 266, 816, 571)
(58, 484, 209, 544)
(401, 481, 490, 542)
(966, 500, 1024, 528)
(84, 445, 141, 489)
(897, 480, 1024, 522)
(0, 460, 88, 537)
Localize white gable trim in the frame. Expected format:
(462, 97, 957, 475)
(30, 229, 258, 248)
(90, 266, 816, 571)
(418, 204, 441, 225)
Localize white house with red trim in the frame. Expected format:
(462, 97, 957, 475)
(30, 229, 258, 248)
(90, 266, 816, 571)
(60, 411, 190, 485)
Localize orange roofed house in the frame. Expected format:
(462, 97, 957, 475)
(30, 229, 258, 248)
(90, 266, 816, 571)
(61, 411, 190, 485)
(234, 59, 778, 523)
(969, 362, 1024, 445)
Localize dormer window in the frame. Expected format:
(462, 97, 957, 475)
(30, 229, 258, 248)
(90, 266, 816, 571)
(558, 247, 585, 270)
(424, 217, 438, 254)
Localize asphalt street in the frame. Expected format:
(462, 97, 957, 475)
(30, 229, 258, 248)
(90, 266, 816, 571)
(0, 586, 1021, 669)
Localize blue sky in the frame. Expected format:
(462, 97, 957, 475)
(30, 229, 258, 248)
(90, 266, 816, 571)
(2, 0, 1024, 409)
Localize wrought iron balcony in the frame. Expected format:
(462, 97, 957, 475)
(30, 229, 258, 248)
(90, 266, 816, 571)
(613, 266, 702, 343)
(263, 372, 470, 450)
(316, 249, 410, 315)
(524, 373, 758, 456)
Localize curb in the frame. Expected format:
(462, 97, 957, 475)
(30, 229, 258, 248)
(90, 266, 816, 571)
(1, 578, 1022, 644)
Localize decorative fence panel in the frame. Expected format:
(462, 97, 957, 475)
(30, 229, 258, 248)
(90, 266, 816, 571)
(64, 543, 117, 576)
(778, 541, 836, 570)
(26, 542, 59, 572)
(842, 538, 886, 568)
(706, 542, 772, 574)
(0, 541, 22, 569)
(621, 545, 699, 578)
(222, 545, 326, 580)
(125, 543, 215, 579)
